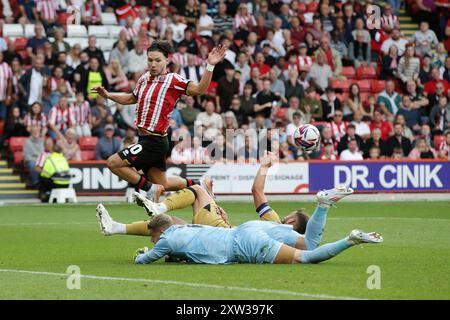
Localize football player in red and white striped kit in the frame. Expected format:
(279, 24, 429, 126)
(91, 40, 227, 192)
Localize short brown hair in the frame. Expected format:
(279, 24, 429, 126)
(288, 209, 310, 234)
(147, 214, 173, 231)
(147, 40, 173, 58)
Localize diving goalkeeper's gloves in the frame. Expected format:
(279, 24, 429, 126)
(134, 247, 149, 262)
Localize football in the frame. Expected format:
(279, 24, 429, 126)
(293, 124, 321, 152)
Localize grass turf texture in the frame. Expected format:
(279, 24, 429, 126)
(0, 201, 449, 300)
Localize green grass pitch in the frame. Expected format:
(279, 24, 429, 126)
(0, 201, 449, 300)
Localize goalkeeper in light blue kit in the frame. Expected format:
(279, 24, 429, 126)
(134, 152, 383, 265)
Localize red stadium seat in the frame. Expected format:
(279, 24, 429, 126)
(0, 120, 4, 135)
(79, 136, 99, 150)
(14, 151, 24, 167)
(331, 78, 352, 93)
(356, 66, 377, 79)
(81, 150, 96, 161)
(355, 80, 371, 93)
(14, 37, 27, 51)
(360, 92, 370, 104)
(276, 108, 289, 120)
(307, 2, 319, 12)
(9, 137, 28, 152)
(434, 135, 445, 149)
(57, 12, 72, 26)
(371, 80, 386, 94)
(341, 66, 356, 79)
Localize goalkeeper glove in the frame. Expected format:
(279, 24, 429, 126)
(134, 247, 149, 261)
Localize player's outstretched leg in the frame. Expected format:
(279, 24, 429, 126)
(299, 229, 383, 264)
(96, 204, 149, 236)
(304, 185, 354, 250)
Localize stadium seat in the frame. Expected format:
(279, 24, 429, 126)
(356, 66, 377, 79)
(433, 135, 445, 149)
(57, 12, 73, 26)
(109, 26, 124, 39)
(2, 24, 24, 38)
(14, 152, 24, 167)
(24, 24, 46, 38)
(64, 37, 89, 49)
(355, 80, 371, 93)
(342, 66, 356, 79)
(9, 137, 28, 152)
(80, 150, 95, 161)
(79, 137, 98, 150)
(88, 25, 110, 38)
(371, 80, 386, 93)
(360, 92, 370, 104)
(67, 25, 88, 38)
(97, 38, 116, 51)
(0, 120, 4, 135)
(14, 37, 27, 51)
(101, 12, 118, 25)
(276, 108, 289, 120)
(49, 187, 77, 203)
(330, 78, 352, 93)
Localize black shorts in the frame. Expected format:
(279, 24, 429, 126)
(118, 135, 169, 173)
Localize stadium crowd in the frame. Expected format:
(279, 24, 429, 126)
(0, 0, 450, 188)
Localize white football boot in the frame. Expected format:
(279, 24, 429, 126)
(316, 185, 354, 207)
(133, 192, 160, 217)
(96, 204, 114, 236)
(200, 177, 215, 199)
(348, 229, 384, 244)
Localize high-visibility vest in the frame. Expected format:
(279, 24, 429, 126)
(40, 152, 71, 185)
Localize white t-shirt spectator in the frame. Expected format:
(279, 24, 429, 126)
(196, 111, 223, 141)
(198, 14, 214, 37)
(169, 22, 187, 43)
(128, 50, 147, 74)
(340, 149, 364, 160)
(308, 63, 332, 91)
(28, 69, 44, 105)
(412, 29, 439, 57)
(381, 37, 409, 56)
(352, 121, 371, 138)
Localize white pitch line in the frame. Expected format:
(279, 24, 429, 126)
(0, 268, 365, 300)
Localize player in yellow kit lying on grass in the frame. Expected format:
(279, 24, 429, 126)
(96, 152, 376, 254)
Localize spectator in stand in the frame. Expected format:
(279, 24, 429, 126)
(213, 2, 233, 35)
(95, 124, 121, 160)
(321, 87, 342, 122)
(285, 96, 304, 123)
(370, 109, 393, 141)
(67, 44, 82, 70)
(47, 66, 74, 108)
(339, 138, 363, 160)
(230, 97, 247, 127)
(3, 106, 27, 147)
(55, 52, 75, 83)
(442, 56, 450, 83)
(352, 109, 371, 141)
(251, 52, 270, 78)
(51, 27, 70, 54)
(397, 95, 422, 134)
(419, 123, 434, 148)
(19, 53, 50, 109)
(364, 128, 388, 159)
(368, 146, 382, 160)
(285, 68, 305, 102)
(0, 51, 12, 121)
(381, 28, 408, 56)
(381, 44, 400, 80)
(331, 29, 350, 66)
(168, 13, 186, 44)
(120, 127, 138, 150)
(180, 54, 204, 83)
(343, 83, 362, 121)
(424, 67, 450, 96)
(412, 21, 439, 57)
(109, 40, 130, 75)
(427, 81, 448, 117)
(239, 83, 256, 122)
(80, 0, 102, 26)
(254, 79, 278, 127)
(170, 136, 192, 164)
(348, 30, 372, 69)
(236, 133, 258, 163)
(429, 96, 450, 134)
(233, 3, 256, 41)
(216, 65, 239, 113)
(377, 80, 402, 122)
(47, 96, 72, 140)
(56, 128, 81, 161)
(405, 80, 430, 117)
(104, 59, 129, 92)
(394, 113, 414, 142)
(234, 52, 251, 86)
(431, 43, 447, 70)
(196, 100, 223, 143)
(133, 6, 150, 31)
(18, 0, 37, 24)
(128, 40, 148, 79)
(180, 0, 199, 26)
(437, 131, 450, 159)
(329, 110, 348, 143)
(24, 101, 47, 137)
(397, 44, 421, 92)
(308, 52, 332, 94)
(387, 122, 413, 157)
(297, 43, 314, 73)
(361, 95, 376, 121)
(172, 41, 190, 71)
(320, 142, 338, 160)
(197, 2, 214, 39)
(180, 96, 200, 135)
(69, 92, 91, 137)
(269, 69, 287, 105)
(314, 37, 343, 79)
(23, 126, 44, 186)
(83, 36, 105, 66)
(309, 17, 330, 43)
(26, 23, 48, 58)
(408, 138, 437, 159)
(419, 54, 433, 86)
(381, 4, 400, 30)
(79, 57, 109, 102)
(300, 86, 323, 122)
(90, 95, 112, 138)
(338, 124, 364, 155)
(249, 112, 267, 131)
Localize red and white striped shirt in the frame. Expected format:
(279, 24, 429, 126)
(381, 14, 399, 30)
(24, 112, 48, 128)
(0, 62, 12, 101)
(70, 101, 90, 126)
(297, 56, 313, 71)
(233, 14, 256, 30)
(48, 106, 73, 131)
(133, 72, 189, 133)
(439, 141, 450, 158)
(36, 0, 58, 21)
(123, 25, 139, 41)
(48, 77, 73, 95)
(330, 121, 348, 142)
(35, 151, 50, 167)
(171, 52, 189, 68)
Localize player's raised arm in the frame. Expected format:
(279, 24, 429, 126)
(251, 151, 276, 209)
(186, 44, 227, 96)
(91, 86, 137, 105)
